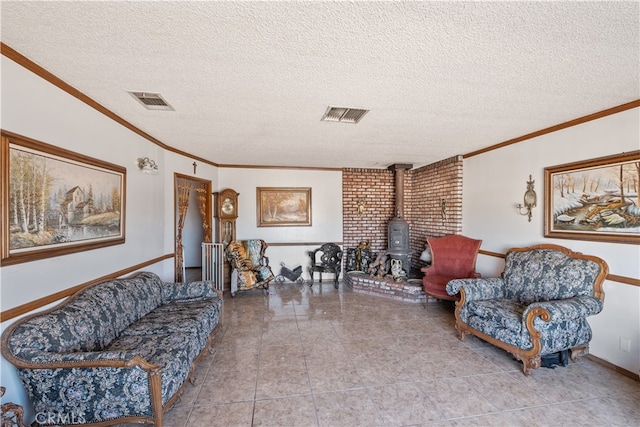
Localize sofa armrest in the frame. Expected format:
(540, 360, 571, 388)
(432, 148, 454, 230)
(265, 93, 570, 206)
(24, 349, 139, 365)
(7, 347, 160, 370)
(163, 280, 220, 303)
(524, 295, 604, 323)
(11, 352, 160, 424)
(446, 278, 505, 301)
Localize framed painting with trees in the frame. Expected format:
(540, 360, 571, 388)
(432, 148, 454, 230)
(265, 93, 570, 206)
(1, 131, 126, 265)
(544, 151, 640, 244)
(257, 187, 311, 227)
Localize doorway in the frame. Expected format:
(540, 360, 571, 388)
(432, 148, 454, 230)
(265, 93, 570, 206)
(174, 173, 212, 282)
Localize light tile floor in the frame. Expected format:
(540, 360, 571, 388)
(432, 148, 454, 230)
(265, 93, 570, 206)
(160, 282, 639, 426)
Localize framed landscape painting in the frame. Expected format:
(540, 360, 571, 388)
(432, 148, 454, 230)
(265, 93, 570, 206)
(1, 131, 126, 265)
(544, 151, 640, 244)
(257, 187, 311, 227)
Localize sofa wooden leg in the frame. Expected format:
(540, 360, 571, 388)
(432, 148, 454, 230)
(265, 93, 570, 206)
(454, 323, 468, 341)
(1, 387, 25, 427)
(521, 355, 541, 375)
(570, 345, 589, 362)
(149, 369, 164, 427)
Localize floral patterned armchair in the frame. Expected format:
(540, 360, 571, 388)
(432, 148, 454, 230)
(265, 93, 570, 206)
(225, 239, 275, 297)
(446, 244, 608, 375)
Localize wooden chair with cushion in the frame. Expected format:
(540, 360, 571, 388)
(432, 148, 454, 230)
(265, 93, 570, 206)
(421, 234, 482, 301)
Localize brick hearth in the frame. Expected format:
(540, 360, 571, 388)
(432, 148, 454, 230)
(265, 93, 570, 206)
(344, 271, 426, 303)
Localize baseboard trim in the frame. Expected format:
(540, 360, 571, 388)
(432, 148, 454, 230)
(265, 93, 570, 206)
(585, 354, 640, 382)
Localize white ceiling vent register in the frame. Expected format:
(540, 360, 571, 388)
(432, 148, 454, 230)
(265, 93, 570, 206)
(127, 91, 174, 111)
(321, 106, 369, 124)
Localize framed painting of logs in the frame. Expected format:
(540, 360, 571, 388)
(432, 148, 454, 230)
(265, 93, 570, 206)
(1, 131, 126, 265)
(544, 151, 640, 244)
(257, 187, 311, 227)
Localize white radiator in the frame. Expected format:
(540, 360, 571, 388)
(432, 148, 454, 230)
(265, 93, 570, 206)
(202, 242, 224, 291)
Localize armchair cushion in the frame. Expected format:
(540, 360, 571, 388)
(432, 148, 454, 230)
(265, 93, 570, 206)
(503, 249, 603, 303)
(467, 299, 526, 332)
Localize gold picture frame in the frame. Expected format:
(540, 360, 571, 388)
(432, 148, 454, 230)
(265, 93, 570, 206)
(257, 187, 311, 227)
(1, 131, 126, 265)
(544, 151, 640, 244)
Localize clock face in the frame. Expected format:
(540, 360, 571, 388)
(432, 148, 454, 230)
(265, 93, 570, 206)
(221, 198, 235, 215)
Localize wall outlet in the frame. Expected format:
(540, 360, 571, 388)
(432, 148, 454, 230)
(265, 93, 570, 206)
(619, 337, 631, 353)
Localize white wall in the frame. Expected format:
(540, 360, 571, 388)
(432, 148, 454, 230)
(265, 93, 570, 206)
(463, 107, 640, 374)
(0, 56, 176, 311)
(218, 168, 343, 279)
(0, 54, 218, 417)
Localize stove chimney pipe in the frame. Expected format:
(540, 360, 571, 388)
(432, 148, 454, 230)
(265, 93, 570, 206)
(387, 163, 413, 218)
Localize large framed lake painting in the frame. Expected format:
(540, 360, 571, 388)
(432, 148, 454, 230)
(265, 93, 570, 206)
(257, 187, 311, 227)
(544, 151, 640, 244)
(1, 131, 126, 265)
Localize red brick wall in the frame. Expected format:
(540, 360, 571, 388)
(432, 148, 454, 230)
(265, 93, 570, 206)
(342, 156, 463, 270)
(408, 156, 464, 268)
(342, 168, 395, 256)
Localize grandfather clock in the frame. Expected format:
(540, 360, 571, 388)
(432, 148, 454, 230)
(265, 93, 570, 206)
(214, 189, 238, 291)
(215, 188, 238, 245)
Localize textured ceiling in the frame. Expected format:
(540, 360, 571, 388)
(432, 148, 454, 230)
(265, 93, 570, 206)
(1, 1, 638, 169)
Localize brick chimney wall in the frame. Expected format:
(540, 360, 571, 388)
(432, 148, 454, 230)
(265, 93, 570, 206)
(342, 168, 395, 256)
(342, 156, 463, 270)
(408, 155, 464, 268)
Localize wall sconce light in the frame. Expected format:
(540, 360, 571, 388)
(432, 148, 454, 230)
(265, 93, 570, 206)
(137, 157, 159, 175)
(516, 174, 537, 222)
(356, 199, 366, 215)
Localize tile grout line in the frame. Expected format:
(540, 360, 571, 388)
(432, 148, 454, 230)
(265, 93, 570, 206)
(250, 292, 268, 427)
(330, 284, 388, 425)
(295, 285, 322, 427)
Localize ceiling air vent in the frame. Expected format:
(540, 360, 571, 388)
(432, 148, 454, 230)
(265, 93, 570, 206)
(128, 91, 174, 111)
(321, 106, 368, 124)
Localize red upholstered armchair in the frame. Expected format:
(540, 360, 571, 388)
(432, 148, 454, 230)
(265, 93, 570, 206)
(421, 234, 482, 301)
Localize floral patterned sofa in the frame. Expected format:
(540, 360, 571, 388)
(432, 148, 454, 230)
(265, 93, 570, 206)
(1, 272, 222, 426)
(446, 244, 608, 375)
